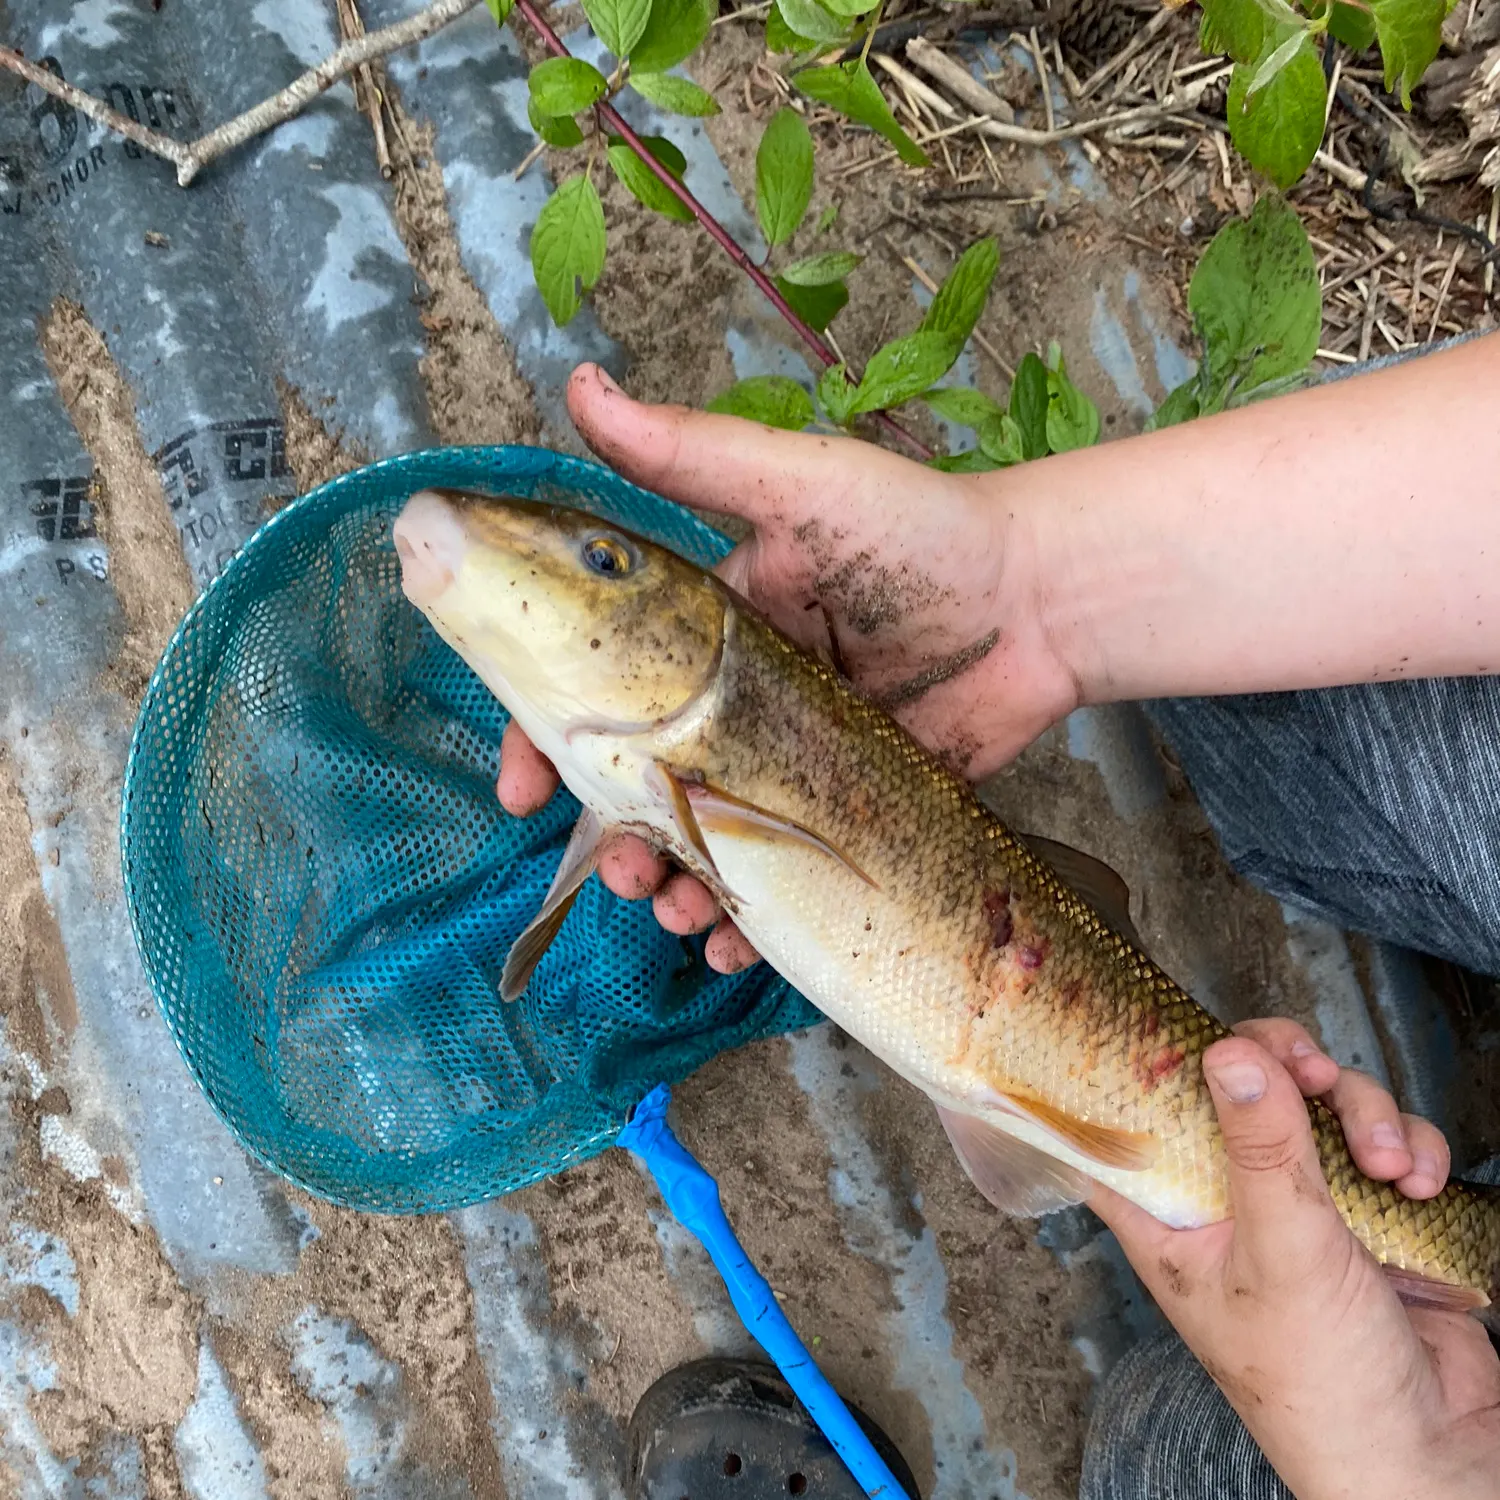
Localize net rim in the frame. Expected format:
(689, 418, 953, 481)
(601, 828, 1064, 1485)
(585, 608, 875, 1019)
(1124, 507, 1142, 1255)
(116, 444, 766, 1213)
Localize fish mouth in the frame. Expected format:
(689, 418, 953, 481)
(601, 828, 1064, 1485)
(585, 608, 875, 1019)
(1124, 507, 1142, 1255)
(393, 490, 467, 607)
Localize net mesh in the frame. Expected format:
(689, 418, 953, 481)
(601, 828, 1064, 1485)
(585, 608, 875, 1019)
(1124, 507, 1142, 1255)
(121, 446, 819, 1213)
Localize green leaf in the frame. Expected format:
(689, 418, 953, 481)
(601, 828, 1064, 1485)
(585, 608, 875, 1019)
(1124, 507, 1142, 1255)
(818, 0, 880, 16)
(977, 411, 1026, 464)
(775, 275, 849, 331)
(1199, 0, 1267, 63)
(814, 202, 840, 234)
(706, 375, 816, 429)
(781, 250, 862, 285)
(849, 330, 961, 415)
(631, 0, 714, 72)
(1189, 195, 1320, 404)
(1227, 30, 1326, 189)
(531, 173, 607, 325)
(922, 385, 1005, 428)
(756, 108, 815, 248)
(1325, 0, 1377, 50)
(1145, 381, 1202, 432)
(528, 95, 585, 147)
(529, 57, 609, 116)
(486, 0, 515, 21)
(818, 362, 855, 425)
(1371, 0, 1445, 107)
(584, 0, 652, 57)
(629, 71, 721, 115)
(766, 1, 815, 48)
(793, 60, 928, 167)
(931, 449, 1004, 473)
(921, 237, 1000, 349)
(1245, 23, 1312, 95)
(607, 135, 693, 222)
(1008, 352, 1049, 460)
(773, 0, 851, 42)
(1044, 349, 1101, 453)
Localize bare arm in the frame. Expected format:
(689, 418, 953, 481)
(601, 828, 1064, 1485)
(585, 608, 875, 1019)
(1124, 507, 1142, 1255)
(1011, 332, 1500, 706)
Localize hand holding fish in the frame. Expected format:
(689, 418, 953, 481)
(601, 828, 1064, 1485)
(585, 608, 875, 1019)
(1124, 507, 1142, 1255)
(1092, 1021, 1500, 1500)
(395, 369, 1500, 1497)
(502, 338, 1500, 976)
(498, 362, 1083, 970)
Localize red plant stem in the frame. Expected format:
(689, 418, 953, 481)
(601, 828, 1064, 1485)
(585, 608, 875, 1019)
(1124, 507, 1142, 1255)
(511, 0, 934, 461)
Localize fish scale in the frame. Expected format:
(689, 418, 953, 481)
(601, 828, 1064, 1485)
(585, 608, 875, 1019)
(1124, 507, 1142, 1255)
(396, 488, 1500, 1311)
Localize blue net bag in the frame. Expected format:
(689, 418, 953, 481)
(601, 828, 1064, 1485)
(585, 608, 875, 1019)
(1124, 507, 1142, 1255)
(120, 446, 820, 1213)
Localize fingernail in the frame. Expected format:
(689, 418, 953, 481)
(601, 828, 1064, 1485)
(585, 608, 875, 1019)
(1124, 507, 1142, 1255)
(1372, 1121, 1407, 1151)
(1290, 1040, 1324, 1059)
(1210, 1060, 1266, 1103)
(596, 366, 623, 394)
(1409, 1150, 1441, 1190)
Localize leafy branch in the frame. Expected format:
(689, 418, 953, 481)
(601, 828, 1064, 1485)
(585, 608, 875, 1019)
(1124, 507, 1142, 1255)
(1198, 0, 1448, 188)
(509, 0, 942, 455)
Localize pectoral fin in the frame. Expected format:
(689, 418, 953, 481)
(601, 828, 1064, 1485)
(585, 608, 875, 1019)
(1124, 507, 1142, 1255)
(501, 807, 603, 1002)
(1020, 833, 1143, 950)
(1381, 1266, 1489, 1313)
(936, 1106, 1091, 1216)
(656, 764, 879, 890)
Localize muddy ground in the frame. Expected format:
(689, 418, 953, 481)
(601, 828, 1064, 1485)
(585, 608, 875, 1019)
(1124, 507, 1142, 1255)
(7, 7, 1498, 1499)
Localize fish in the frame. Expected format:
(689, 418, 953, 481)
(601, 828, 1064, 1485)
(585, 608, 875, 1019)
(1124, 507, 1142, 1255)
(392, 485, 1500, 1314)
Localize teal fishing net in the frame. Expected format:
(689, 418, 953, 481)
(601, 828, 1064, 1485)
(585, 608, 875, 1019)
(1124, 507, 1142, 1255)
(121, 447, 819, 1213)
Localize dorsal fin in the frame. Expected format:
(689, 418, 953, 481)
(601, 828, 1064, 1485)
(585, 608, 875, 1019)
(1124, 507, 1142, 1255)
(1019, 832, 1143, 950)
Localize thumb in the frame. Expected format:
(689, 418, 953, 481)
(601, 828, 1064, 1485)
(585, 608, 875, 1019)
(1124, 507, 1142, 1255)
(1204, 1036, 1344, 1279)
(566, 363, 916, 530)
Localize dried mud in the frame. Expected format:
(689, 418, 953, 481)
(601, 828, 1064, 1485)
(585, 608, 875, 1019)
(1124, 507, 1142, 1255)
(381, 87, 542, 450)
(38, 298, 196, 698)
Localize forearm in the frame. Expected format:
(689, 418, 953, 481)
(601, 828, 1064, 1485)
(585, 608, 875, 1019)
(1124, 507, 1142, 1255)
(1007, 332, 1500, 706)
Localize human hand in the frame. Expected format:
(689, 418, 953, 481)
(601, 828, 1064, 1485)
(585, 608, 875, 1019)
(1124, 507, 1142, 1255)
(498, 362, 1081, 970)
(1090, 1018, 1500, 1500)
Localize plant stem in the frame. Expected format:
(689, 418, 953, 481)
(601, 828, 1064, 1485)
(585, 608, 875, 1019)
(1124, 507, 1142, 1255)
(859, 0, 886, 68)
(511, 0, 933, 459)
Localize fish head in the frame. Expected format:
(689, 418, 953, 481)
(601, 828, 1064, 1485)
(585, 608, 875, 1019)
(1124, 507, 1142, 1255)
(393, 487, 727, 741)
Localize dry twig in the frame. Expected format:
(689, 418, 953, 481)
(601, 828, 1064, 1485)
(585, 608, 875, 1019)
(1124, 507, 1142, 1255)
(0, 0, 480, 186)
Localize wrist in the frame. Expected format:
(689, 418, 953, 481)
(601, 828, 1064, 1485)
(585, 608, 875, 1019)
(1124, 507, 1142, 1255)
(988, 448, 1156, 714)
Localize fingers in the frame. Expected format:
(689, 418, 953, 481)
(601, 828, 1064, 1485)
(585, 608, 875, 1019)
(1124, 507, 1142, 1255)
(1395, 1113, 1450, 1199)
(496, 721, 559, 816)
(1202, 1036, 1343, 1279)
(1232, 1018, 1452, 1198)
(596, 833, 669, 901)
(1324, 1066, 1417, 1183)
(1233, 1017, 1340, 1098)
(566, 363, 917, 530)
(653, 872, 718, 934)
(705, 917, 759, 974)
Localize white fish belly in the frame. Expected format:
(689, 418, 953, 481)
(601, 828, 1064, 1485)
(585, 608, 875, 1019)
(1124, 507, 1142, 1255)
(702, 827, 1213, 1228)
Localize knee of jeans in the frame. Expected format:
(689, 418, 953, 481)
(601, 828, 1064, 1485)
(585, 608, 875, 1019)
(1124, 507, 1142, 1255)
(1079, 1332, 1291, 1500)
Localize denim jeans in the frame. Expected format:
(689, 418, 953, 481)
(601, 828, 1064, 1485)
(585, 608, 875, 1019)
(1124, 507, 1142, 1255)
(1079, 333, 1500, 1498)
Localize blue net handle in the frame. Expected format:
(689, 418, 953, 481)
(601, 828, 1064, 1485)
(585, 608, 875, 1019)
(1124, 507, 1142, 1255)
(617, 1085, 913, 1500)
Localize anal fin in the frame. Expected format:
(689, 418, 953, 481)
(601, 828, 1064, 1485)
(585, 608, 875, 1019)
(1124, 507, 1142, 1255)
(937, 1105, 1092, 1217)
(1382, 1265, 1490, 1314)
(501, 807, 603, 1002)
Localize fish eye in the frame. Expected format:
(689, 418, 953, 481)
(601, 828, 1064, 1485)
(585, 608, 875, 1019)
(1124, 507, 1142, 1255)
(582, 535, 633, 577)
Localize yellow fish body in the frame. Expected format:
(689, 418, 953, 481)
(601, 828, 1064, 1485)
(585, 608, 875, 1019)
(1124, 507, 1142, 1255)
(393, 486, 1500, 1313)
